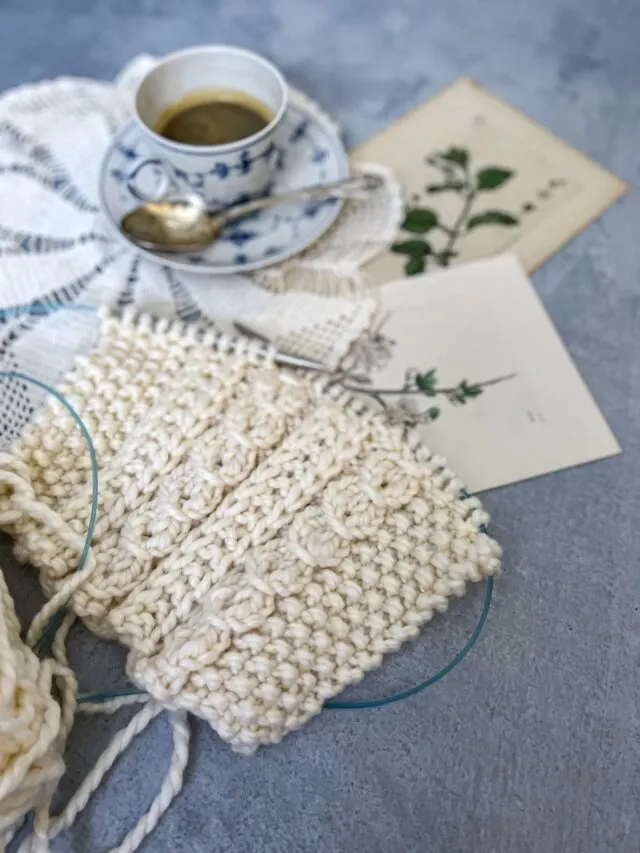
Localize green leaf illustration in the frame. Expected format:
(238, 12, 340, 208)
(476, 167, 513, 191)
(440, 146, 469, 168)
(415, 369, 437, 395)
(467, 210, 519, 230)
(434, 250, 458, 267)
(449, 391, 466, 405)
(404, 256, 425, 276)
(391, 239, 432, 256)
(464, 383, 483, 398)
(402, 208, 438, 233)
(426, 182, 466, 194)
(448, 379, 484, 404)
(428, 407, 441, 420)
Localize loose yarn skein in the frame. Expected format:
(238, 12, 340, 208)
(0, 567, 66, 848)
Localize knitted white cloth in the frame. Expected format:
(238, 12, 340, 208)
(0, 310, 501, 757)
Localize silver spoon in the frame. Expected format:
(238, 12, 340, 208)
(120, 173, 384, 254)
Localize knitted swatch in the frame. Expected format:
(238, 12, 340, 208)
(1, 310, 501, 753)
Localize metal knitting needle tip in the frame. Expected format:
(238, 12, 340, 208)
(232, 321, 370, 383)
(233, 321, 333, 371)
(233, 320, 272, 346)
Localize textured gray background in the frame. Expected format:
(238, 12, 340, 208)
(2, 1, 639, 851)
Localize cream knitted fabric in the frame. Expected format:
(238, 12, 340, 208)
(0, 310, 501, 754)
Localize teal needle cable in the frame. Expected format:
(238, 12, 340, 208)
(0, 300, 494, 709)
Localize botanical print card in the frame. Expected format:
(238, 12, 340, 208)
(343, 255, 620, 492)
(352, 78, 626, 283)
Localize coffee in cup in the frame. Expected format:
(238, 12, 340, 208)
(153, 89, 275, 146)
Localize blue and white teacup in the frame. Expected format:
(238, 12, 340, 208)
(131, 45, 288, 210)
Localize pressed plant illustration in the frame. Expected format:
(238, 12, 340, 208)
(359, 366, 516, 428)
(343, 312, 516, 429)
(391, 145, 520, 276)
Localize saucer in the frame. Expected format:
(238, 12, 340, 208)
(99, 100, 349, 275)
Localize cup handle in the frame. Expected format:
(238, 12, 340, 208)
(126, 158, 174, 202)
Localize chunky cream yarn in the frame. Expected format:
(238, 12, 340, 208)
(0, 568, 65, 847)
(0, 308, 501, 764)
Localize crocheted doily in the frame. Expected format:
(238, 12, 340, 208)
(0, 310, 501, 754)
(0, 54, 403, 446)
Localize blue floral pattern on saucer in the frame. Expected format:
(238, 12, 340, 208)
(99, 101, 349, 275)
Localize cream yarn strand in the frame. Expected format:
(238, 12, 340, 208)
(0, 570, 64, 847)
(20, 703, 190, 853)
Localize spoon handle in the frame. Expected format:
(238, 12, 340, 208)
(216, 173, 383, 227)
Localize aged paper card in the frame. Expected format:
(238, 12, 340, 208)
(343, 255, 620, 492)
(352, 78, 626, 283)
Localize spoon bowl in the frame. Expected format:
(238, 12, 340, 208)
(121, 197, 218, 253)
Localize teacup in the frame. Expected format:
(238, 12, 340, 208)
(130, 45, 288, 210)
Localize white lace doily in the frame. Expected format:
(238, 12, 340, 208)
(0, 55, 402, 444)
